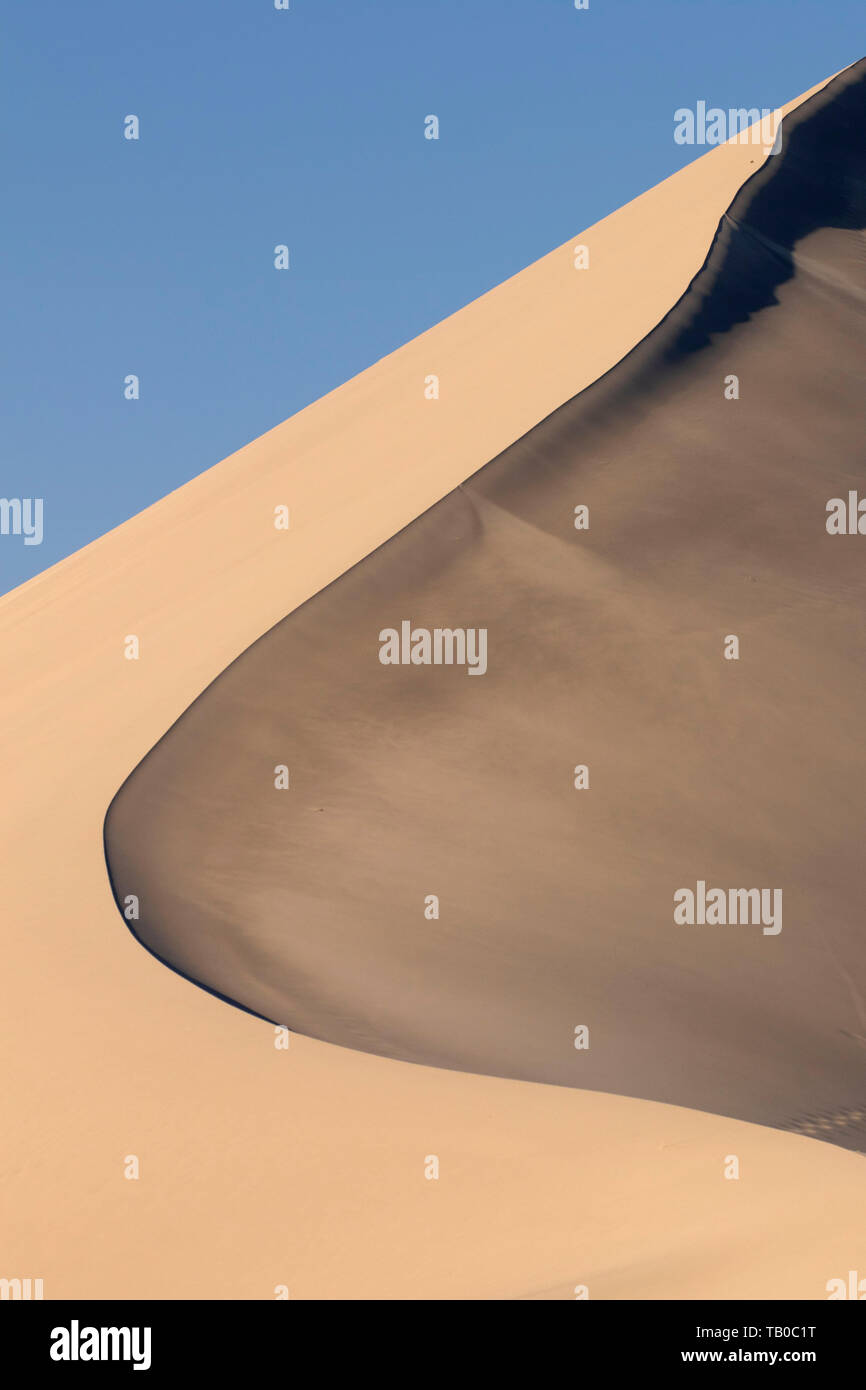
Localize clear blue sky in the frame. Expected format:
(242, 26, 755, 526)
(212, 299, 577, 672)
(1, 0, 861, 594)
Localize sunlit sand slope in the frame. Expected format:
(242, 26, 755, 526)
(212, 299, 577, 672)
(1, 67, 861, 1300)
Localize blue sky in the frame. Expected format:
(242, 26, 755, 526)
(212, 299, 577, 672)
(1, 0, 861, 594)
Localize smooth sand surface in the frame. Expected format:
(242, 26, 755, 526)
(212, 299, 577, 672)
(3, 67, 864, 1299)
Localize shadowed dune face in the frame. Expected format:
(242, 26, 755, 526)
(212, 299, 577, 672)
(105, 62, 866, 1151)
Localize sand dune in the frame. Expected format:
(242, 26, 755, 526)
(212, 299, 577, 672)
(2, 65, 864, 1300)
(106, 63, 866, 1151)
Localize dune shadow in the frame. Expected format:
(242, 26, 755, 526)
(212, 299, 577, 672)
(105, 60, 866, 1151)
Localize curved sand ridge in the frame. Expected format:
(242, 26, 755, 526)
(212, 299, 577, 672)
(1, 64, 863, 1299)
(106, 62, 866, 1151)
